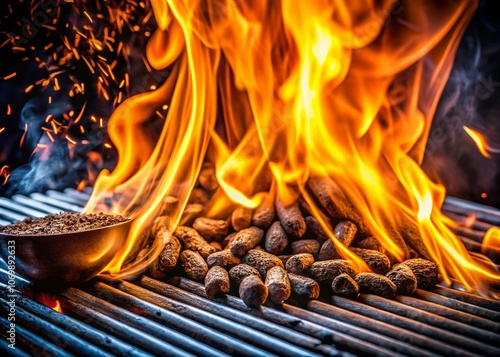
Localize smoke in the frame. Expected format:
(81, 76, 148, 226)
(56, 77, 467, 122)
(423, 0, 500, 207)
(0, 0, 157, 197)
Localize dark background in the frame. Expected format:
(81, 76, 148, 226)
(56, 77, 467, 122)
(1, 0, 499, 207)
(422, 0, 500, 208)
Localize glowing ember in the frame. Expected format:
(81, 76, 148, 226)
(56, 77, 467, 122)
(37, 295, 64, 314)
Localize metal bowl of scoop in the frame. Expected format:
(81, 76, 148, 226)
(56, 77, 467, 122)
(0, 219, 132, 287)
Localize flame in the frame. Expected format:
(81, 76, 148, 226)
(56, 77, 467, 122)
(85, 0, 499, 292)
(463, 126, 492, 158)
(37, 295, 64, 314)
(482, 227, 500, 256)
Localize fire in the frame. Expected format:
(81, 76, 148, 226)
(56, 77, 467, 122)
(482, 228, 500, 260)
(37, 295, 64, 314)
(85, 0, 499, 292)
(463, 126, 492, 158)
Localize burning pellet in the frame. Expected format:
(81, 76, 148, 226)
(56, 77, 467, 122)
(331, 273, 359, 299)
(304, 216, 329, 240)
(318, 239, 341, 261)
(334, 221, 357, 246)
(232, 206, 253, 231)
(355, 272, 397, 298)
(265, 266, 291, 303)
(285, 253, 314, 274)
(297, 197, 312, 216)
(241, 249, 284, 278)
(383, 223, 410, 262)
(310, 260, 356, 283)
(135, 247, 150, 262)
(152, 215, 170, 236)
(229, 226, 264, 256)
(193, 217, 229, 241)
(251, 192, 276, 229)
(355, 236, 386, 253)
(198, 164, 219, 192)
(180, 250, 209, 281)
(386, 264, 418, 295)
(307, 176, 344, 217)
(209, 241, 222, 251)
(351, 248, 391, 275)
(222, 232, 237, 249)
(291, 239, 320, 256)
(174, 226, 216, 259)
(288, 273, 320, 299)
(318, 221, 357, 260)
(205, 266, 230, 299)
(158, 196, 179, 216)
(307, 176, 367, 233)
(402, 258, 439, 290)
(206, 250, 241, 268)
(148, 231, 181, 279)
(189, 188, 210, 204)
(180, 203, 204, 226)
(239, 275, 268, 306)
(401, 224, 432, 261)
(275, 197, 306, 238)
(264, 222, 288, 255)
(228, 264, 261, 285)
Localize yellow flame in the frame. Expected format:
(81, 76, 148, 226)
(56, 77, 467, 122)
(463, 126, 491, 158)
(84, 0, 499, 292)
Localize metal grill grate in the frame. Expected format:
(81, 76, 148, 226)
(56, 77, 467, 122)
(1, 190, 499, 356)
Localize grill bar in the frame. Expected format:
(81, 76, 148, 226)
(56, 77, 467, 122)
(92, 281, 311, 357)
(29, 193, 82, 212)
(0, 190, 499, 357)
(356, 294, 500, 345)
(0, 197, 47, 218)
(0, 279, 152, 357)
(0, 296, 112, 357)
(138, 276, 352, 357)
(0, 316, 71, 357)
(430, 286, 500, 310)
(393, 294, 500, 331)
(306, 300, 475, 357)
(412, 289, 500, 321)
(330, 295, 499, 356)
(11, 195, 63, 215)
(144, 276, 432, 357)
(443, 197, 500, 226)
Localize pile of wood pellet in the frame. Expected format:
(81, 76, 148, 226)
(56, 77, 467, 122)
(145, 163, 440, 306)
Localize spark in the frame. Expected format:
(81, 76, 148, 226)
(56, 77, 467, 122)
(74, 102, 87, 124)
(19, 123, 28, 147)
(84, 11, 93, 23)
(3, 72, 17, 80)
(65, 135, 77, 144)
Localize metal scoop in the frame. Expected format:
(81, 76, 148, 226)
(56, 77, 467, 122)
(0, 219, 132, 287)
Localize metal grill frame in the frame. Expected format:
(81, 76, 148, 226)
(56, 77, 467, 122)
(0, 189, 499, 356)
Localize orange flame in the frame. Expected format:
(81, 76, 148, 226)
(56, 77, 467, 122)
(463, 126, 492, 158)
(37, 295, 64, 314)
(482, 228, 500, 258)
(85, 0, 500, 292)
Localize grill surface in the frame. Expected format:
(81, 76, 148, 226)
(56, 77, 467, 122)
(1, 189, 499, 356)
